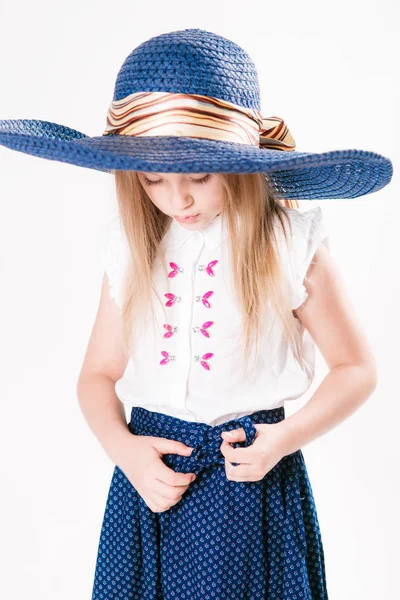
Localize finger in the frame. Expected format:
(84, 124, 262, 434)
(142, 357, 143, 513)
(220, 424, 261, 443)
(225, 459, 257, 477)
(219, 438, 254, 464)
(150, 476, 192, 500)
(151, 491, 184, 512)
(220, 427, 246, 443)
(224, 459, 266, 482)
(151, 437, 195, 457)
(153, 459, 196, 487)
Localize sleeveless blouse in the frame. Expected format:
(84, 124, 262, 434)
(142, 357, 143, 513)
(101, 207, 329, 426)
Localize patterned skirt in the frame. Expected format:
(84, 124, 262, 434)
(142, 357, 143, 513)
(91, 406, 329, 600)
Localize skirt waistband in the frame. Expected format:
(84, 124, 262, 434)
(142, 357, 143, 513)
(128, 406, 286, 474)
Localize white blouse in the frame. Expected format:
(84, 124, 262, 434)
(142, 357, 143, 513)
(101, 206, 329, 426)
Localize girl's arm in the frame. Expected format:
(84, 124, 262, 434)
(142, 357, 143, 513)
(76, 274, 134, 465)
(278, 242, 378, 455)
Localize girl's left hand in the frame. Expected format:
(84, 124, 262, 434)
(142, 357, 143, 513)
(219, 422, 290, 482)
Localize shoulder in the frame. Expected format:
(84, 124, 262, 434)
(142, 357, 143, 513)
(102, 215, 124, 244)
(274, 206, 326, 240)
(100, 216, 130, 307)
(273, 206, 329, 254)
(101, 216, 129, 256)
(273, 206, 330, 310)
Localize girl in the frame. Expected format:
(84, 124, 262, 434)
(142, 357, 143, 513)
(0, 28, 392, 600)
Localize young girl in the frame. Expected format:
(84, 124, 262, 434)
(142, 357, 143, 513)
(0, 27, 392, 600)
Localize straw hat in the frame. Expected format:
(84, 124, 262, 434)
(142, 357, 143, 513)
(0, 28, 393, 205)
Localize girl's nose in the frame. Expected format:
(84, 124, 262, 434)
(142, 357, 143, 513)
(173, 202, 195, 213)
(171, 190, 195, 211)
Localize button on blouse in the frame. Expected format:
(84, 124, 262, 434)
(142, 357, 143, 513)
(101, 207, 329, 426)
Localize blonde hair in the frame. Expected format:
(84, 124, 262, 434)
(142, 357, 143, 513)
(112, 170, 308, 378)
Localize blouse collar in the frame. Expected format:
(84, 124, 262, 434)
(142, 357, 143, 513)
(162, 212, 229, 252)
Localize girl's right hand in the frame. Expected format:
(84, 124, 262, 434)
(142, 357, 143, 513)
(118, 434, 197, 513)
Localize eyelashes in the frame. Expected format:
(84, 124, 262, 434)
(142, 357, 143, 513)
(142, 174, 212, 187)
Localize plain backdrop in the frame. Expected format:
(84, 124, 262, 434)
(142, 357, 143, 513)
(0, 1, 398, 598)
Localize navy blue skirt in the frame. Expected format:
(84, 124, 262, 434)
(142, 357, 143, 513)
(91, 406, 329, 599)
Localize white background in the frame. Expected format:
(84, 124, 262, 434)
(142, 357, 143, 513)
(0, 1, 398, 598)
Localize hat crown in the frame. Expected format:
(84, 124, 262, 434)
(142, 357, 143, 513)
(112, 28, 261, 110)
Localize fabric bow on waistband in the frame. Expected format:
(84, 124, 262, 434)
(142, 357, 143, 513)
(162, 415, 258, 475)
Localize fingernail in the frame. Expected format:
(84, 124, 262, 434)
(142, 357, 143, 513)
(224, 431, 233, 437)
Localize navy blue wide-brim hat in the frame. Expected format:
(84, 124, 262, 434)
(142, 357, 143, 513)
(0, 28, 393, 201)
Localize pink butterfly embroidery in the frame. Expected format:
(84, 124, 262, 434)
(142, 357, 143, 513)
(200, 352, 213, 370)
(164, 293, 180, 307)
(160, 350, 175, 365)
(199, 290, 214, 308)
(206, 260, 218, 276)
(168, 262, 183, 278)
(200, 321, 214, 338)
(163, 324, 176, 338)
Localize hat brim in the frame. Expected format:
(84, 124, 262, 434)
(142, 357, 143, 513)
(0, 119, 393, 200)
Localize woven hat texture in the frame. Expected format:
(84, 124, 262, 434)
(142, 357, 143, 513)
(0, 28, 393, 200)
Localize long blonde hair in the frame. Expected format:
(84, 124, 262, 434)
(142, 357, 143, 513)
(112, 170, 307, 377)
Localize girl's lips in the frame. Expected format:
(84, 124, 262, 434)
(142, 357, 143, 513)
(175, 213, 200, 222)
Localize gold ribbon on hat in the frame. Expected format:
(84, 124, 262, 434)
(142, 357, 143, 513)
(102, 91, 299, 209)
